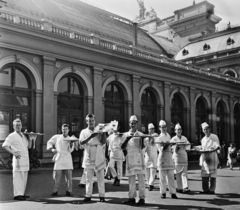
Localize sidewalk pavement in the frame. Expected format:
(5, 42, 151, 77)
(0, 162, 240, 210)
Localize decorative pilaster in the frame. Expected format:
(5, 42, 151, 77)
(93, 67, 103, 124)
(190, 87, 196, 143)
(211, 91, 217, 134)
(132, 75, 141, 129)
(163, 82, 171, 131)
(229, 96, 234, 143)
(42, 56, 55, 158)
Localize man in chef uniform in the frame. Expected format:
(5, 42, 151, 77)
(144, 123, 158, 191)
(79, 114, 106, 202)
(47, 124, 75, 196)
(121, 115, 146, 205)
(156, 120, 178, 199)
(199, 122, 220, 194)
(170, 123, 190, 193)
(2, 118, 32, 200)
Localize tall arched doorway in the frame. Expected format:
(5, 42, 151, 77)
(0, 64, 33, 142)
(57, 74, 84, 138)
(234, 104, 240, 149)
(171, 94, 184, 136)
(104, 82, 125, 132)
(196, 97, 209, 144)
(216, 101, 225, 144)
(141, 88, 157, 134)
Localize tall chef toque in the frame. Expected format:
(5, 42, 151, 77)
(148, 123, 155, 129)
(175, 123, 182, 129)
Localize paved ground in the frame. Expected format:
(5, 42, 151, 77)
(0, 162, 240, 210)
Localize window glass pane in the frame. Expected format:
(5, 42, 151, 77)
(0, 95, 29, 106)
(0, 111, 10, 140)
(104, 84, 112, 99)
(113, 85, 122, 101)
(58, 77, 68, 93)
(71, 78, 80, 95)
(0, 68, 11, 87)
(15, 70, 28, 88)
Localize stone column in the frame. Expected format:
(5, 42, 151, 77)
(211, 91, 217, 134)
(42, 56, 55, 158)
(54, 92, 59, 134)
(163, 82, 171, 131)
(34, 90, 43, 158)
(229, 96, 234, 143)
(190, 87, 196, 143)
(132, 75, 141, 130)
(85, 96, 93, 116)
(93, 67, 103, 124)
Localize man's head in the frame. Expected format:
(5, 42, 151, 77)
(148, 123, 155, 135)
(201, 122, 210, 136)
(175, 123, 182, 136)
(61, 124, 69, 136)
(13, 119, 22, 132)
(86, 114, 95, 129)
(159, 120, 167, 133)
(129, 115, 138, 132)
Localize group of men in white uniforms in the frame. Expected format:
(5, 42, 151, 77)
(2, 115, 221, 203)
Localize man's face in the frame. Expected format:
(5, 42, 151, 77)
(13, 121, 22, 132)
(175, 128, 182, 136)
(129, 120, 137, 131)
(148, 128, 155, 135)
(202, 127, 210, 135)
(62, 126, 69, 135)
(159, 125, 167, 133)
(86, 117, 95, 128)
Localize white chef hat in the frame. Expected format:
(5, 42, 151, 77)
(175, 123, 182, 129)
(159, 120, 167, 126)
(148, 123, 155, 129)
(129, 115, 138, 122)
(201, 122, 209, 129)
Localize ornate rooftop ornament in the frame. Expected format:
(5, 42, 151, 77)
(136, 0, 146, 21)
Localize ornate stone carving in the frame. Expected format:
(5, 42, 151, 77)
(125, 76, 130, 82)
(55, 61, 61, 69)
(158, 82, 162, 88)
(115, 75, 119, 81)
(85, 68, 90, 74)
(102, 71, 107, 77)
(33, 57, 39, 64)
(139, 78, 143, 84)
(149, 81, 153, 87)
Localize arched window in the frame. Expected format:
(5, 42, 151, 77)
(141, 88, 157, 133)
(234, 104, 240, 149)
(196, 97, 209, 143)
(0, 64, 32, 140)
(57, 75, 83, 137)
(171, 94, 184, 136)
(224, 70, 236, 78)
(104, 83, 125, 132)
(216, 101, 225, 144)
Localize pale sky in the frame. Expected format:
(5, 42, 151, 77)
(80, 0, 239, 29)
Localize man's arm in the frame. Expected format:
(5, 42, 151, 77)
(3, 146, 21, 159)
(80, 132, 98, 145)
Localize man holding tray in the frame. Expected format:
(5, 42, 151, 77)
(47, 124, 75, 196)
(79, 114, 106, 202)
(2, 118, 33, 200)
(121, 115, 146, 205)
(156, 120, 178, 199)
(170, 123, 190, 193)
(199, 122, 220, 194)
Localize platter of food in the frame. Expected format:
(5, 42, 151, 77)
(63, 136, 79, 141)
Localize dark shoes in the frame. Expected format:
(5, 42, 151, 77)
(23, 195, 30, 198)
(176, 189, 183, 193)
(66, 191, 73, 196)
(137, 198, 145, 205)
(123, 198, 136, 204)
(171, 194, 178, 199)
(51, 192, 58, 196)
(113, 177, 120, 186)
(100, 197, 105, 202)
(83, 197, 91, 202)
(183, 188, 190, 193)
(149, 185, 154, 191)
(14, 196, 26, 201)
(161, 193, 166, 199)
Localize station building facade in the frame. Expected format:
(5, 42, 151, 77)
(0, 0, 240, 162)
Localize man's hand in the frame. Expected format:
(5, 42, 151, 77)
(51, 148, 57, 154)
(13, 151, 21, 159)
